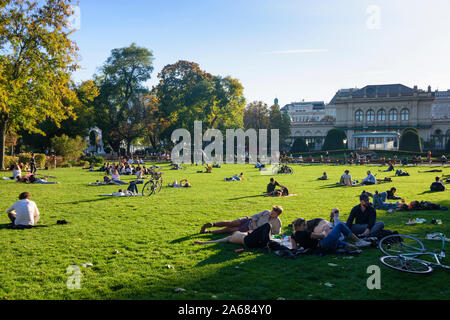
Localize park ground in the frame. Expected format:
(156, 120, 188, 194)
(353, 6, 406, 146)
(0, 163, 449, 300)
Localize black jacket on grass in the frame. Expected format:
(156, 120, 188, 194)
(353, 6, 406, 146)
(346, 204, 377, 230)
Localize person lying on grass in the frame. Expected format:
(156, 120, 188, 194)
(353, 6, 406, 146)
(168, 179, 191, 188)
(290, 218, 371, 254)
(224, 173, 244, 181)
(16, 173, 59, 184)
(6, 192, 40, 227)
(395, 169, 410, 176)
(195, 223, 291, 254)
(398, 200, 447, 211)
(430, 176, 446, 192)
(318, 172, 328, 180)
(200, 206, 283, 235)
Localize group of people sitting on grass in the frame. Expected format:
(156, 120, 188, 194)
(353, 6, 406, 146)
(338, 170, 376, 186)
(196, 193, 388, 256)
(264, 178, 289, 197)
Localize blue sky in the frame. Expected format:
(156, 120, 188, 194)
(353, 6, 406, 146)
(71, 0, 450, 106)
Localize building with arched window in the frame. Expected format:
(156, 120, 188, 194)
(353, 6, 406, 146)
(283, 84, 450, 151)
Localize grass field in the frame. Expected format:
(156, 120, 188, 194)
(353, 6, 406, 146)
(0, 163, 449, 300)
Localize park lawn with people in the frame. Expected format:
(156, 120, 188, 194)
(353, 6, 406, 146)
(0, 163, 449, 300)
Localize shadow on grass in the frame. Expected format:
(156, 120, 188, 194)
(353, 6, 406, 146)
(228, 194, 264, 201)
(319, 183, 345, 189)
(170, 234, 199, 244)
(56, 196, 112, 205)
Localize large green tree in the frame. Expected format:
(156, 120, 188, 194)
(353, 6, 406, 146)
(0, 0, 80, 169)
(93, 43, 154, 154)
(269, 104, 291, 149)
(155, 60, 245, 142)
(243, 101, 270, 131)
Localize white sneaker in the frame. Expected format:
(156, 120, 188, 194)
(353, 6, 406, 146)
(355, 239, 371, 247)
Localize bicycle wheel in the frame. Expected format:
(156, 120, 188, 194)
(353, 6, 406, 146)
(379, 234, 425, 256)
(154, 178, 163, 194)
(380, 256, 433, 274)
(142, 180, 156, 196)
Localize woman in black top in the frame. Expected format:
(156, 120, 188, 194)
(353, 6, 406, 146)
(290, 218, 370, 253)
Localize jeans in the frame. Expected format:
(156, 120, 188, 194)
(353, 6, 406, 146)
(373, 192, 398, 210)
(350, 221, 384, 235)
(319, 222, 351, 252)
(127, 181, 139, 193)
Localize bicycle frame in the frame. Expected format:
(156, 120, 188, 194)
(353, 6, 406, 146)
(396, 234, 447, 269)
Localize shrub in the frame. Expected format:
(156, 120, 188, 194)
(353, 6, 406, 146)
(61, 163, 72, 168)
(446, 138, 450, 153)
(18, 153, 32, 165)
(399, 129, 422, 153)
(322, 129, 347, 151)
(51, 135, 88, 162)
(34, 154, 47, 168)
(78, 160, 90, 168)
(4, 156, 19, 169)
(84, 155, 104, 165)
(291, 138, 309, 153)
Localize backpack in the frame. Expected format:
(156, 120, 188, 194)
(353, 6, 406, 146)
(369, 229, 402, 244)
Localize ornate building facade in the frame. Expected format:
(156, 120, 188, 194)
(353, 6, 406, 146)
(284, 84, 450, 151)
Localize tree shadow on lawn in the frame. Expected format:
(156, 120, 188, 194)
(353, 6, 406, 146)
(170, 234, 199, 244)
(228, 194, 264, 201)
(417, 190, 447, 195)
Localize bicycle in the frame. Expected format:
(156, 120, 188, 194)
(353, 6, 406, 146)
(142, 169, 163, 196)
(378, 234, 450, 274)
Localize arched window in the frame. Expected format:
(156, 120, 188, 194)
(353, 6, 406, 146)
(377, 109, 386, 121)
(400, 108, 409, 121)
(367, 109, 375, 122)
(389, 109, 398, 121)
(355, 110, 363, 122)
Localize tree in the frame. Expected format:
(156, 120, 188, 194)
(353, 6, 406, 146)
(50, 134, 87, 161)
(269, 104, 291, 148)
(155, 60, 245, 141)
(291, 137, 309, 153)
(20, 80, 99, 151)
(399, 128, 422, 153)
(446, 137, 450, 153)
(141, 94, 170, 150)
(243, 101, 270, 131)
(0, 0, 80, 169)
(93, 43, 154, 154)
(322, 129, 347, 151)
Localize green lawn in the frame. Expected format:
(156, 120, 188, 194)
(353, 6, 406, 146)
(0, 163, 449, 300)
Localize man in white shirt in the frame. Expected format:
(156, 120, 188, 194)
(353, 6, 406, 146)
(6, 192, 40, 226)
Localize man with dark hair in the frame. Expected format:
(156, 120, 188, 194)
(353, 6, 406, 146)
(6, 192, 41, 227)
(430, 177, 446, 192)
(200, 206, 283, 235)
(265, 178, 288, 196)
(346, 193, 384, 237)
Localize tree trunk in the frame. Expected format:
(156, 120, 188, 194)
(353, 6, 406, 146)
(0, 119, 7, 170)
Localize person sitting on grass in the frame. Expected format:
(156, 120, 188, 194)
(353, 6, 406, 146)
(205, 164, 212, 173)
(6, 192, 40, 227)
(110, 170, 128, 185)
(12, 164, 22, 180)
(290, 218, 371, 255)
(318, 172, 328, 180)
(200, 206, 283, 235)
(265, 178, 288, 196)
(195, 223, 291, 255)
(430, 177, 446, 192)
(372, 190, 400, 211)
(346, 193, 385, 237)
(339, 170, 355, 186)
(379, 162, 394, 172)
(168, 179, 191, 188)
(358, 170, 376, 186)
